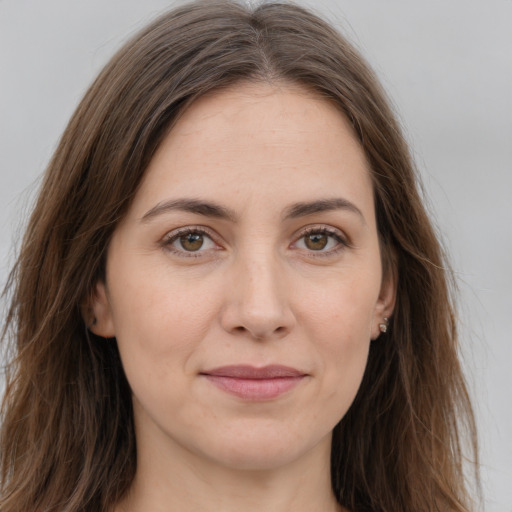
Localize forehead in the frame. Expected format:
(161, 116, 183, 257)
(131, 82, 374, 222)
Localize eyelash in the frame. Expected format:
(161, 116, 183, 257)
(161, 226, 220, 258)
(293, 226, 349, 257)
(160, 225, 349, 258)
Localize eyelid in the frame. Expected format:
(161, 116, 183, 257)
(160, 225, 223, 257)
(159, 223, 350, 259)
(291, 224, 350, 255)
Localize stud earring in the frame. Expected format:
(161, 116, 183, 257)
(379, 317, 389, 333)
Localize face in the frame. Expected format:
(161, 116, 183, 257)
(90, 82, 395, 472)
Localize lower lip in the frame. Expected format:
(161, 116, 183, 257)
(203, 375, 304, 400)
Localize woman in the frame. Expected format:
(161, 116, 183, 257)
(0, 1, 479, 511)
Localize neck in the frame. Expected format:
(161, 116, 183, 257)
(114, 431, 343, 512)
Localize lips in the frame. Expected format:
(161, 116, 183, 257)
(200, 365, 307, 400)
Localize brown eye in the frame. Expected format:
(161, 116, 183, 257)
(165, 228, 217, 257)
(179, 232, 204, 251)
(294, 228, 345, 254)
(304, 233, 328, 250)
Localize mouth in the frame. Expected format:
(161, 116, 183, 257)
(200, 365, 307, 401)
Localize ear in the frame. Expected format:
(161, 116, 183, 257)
(81, 280, 116, 338)
(371, 266, 397, 341)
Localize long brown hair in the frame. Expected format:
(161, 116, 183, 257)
(1, 1, 478, 510)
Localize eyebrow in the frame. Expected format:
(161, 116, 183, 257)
(140, 197, 365, 224)
(141, 198, 237, 223)
(283, 198, 365, 223)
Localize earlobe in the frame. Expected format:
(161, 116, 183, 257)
(371, 267, 397, 340)
(82, 281, 116, 338)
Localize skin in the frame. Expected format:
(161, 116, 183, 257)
(90, 82, 395, 512)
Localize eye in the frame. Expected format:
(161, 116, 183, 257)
(293, 227, 346, 254)
(163, 227, 218, 255)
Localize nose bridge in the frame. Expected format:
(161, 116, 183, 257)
(222, 243, 292, 339)
(242, 249, 282, 309)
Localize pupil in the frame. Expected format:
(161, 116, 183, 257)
(180, 233, 203, 251)
(305, 233, 328, 250)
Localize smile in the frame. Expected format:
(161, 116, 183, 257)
(200, 365, 307, 401)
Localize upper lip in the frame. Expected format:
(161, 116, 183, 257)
(201, 365, 306, 379)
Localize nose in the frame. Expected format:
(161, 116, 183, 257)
(220, 252, 294, 341)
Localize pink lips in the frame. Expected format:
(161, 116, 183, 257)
(201, 365, 306, 401)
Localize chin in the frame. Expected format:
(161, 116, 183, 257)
(197, 423, 332, 472)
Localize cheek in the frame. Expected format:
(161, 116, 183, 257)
(300, 267, 380, 349)
(106, 258, 223, 387)
(297, 271, 379, 411)
(105, 263, 224, 431)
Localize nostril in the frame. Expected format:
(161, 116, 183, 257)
(230, 324, 287, 340)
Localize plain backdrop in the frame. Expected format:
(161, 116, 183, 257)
(1, 0, 511, 510)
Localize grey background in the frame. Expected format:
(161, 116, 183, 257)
(1, 0, 510, 510)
